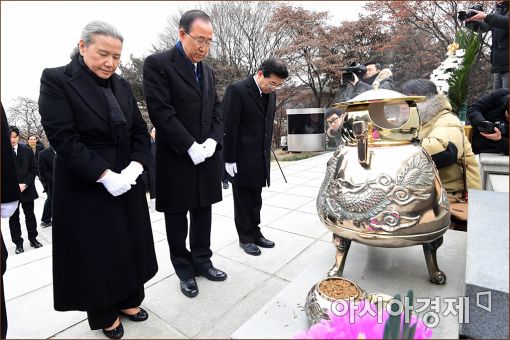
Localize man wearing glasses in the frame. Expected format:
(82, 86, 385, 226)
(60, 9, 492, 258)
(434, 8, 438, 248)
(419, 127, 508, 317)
(325, 108, 346, 147)
(143, 10, 226, 298)
(222, 58, 289, 256)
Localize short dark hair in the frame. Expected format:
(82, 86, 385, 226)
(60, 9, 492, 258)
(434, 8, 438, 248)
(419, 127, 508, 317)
(179, 10, 211, 33)
(365, 60, 381, 70)
(258, 58, 289, 79)
(401, 79, 438, 97)
(325, 108, 344, 119)
(9, 126, 19, 136)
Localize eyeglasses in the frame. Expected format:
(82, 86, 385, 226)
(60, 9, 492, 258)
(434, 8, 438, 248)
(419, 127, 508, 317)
(267, 80, 284, 90)
(327, 116, 340, 124)
(185, 31, 213, 47)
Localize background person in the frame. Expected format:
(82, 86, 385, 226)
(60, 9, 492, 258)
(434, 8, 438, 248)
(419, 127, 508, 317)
(360, 60, 394, 90)
(38, 20, 157, 339)
(222, 58, 289, 256)
(467, 88, 509, 155)
(324, 108, 346, 148)
(466, 0, 509, 89)
(8, 126, 41, 254)
(38, 145, 55, 227)
(143, 10, 226, 299)
(1, 104, 21, 339)
(402, 79, 481, 230)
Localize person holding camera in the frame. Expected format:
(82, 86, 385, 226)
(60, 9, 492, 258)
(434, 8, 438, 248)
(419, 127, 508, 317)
(334, 64, 373, 103)
(360, 61, 394, 90)
(467, 88, 509, 155)
(465, 0, 508, 90)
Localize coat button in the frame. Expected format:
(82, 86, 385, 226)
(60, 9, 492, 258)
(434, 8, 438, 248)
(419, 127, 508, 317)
(202, 124, 207, 128)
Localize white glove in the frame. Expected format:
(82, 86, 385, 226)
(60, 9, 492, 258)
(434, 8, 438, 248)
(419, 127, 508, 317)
(97, 170, 132, 196)
(120, 161, 144, 185)
(187, 142, 206, 165)
(201, 138, 217, 158)
(225, 162, 237, 177)
(1, 201, 19, 218)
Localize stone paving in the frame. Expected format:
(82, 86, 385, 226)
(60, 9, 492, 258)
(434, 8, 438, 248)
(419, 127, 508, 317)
(1, 152, 334, 339)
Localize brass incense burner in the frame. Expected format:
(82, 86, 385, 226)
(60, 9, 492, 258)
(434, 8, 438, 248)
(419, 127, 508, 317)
(317, 88, 450, 284)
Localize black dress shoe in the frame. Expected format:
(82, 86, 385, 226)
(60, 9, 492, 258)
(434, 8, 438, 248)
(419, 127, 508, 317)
(255, 237, 275, 248)
(239, 242, 261, 256)
(29, 239, 43, 248)
(40, 221, 52, 228)
(180, 278, 199, 298)
(222, 181, 229, 189)
(119, 307, 148, 322)
(15, 244, 24, 254)
(102, 322, 124, 339)
(198, 267, 227, 281)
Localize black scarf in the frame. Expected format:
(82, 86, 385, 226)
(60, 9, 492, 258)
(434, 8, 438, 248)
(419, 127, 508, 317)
(361, 73, 378, 86)
(77, 56, 128, 143)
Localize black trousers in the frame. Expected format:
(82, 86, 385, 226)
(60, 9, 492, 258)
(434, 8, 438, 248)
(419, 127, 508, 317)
(8, 201, 38, 245)
(1, 238, 7, 339)
(87, 288, 144, 330)
(164, 206, 212, 280)
(232, 185, 263, 244)
(41, 183, 53, 224)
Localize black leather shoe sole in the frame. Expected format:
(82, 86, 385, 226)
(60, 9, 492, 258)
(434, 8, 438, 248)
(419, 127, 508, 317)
(15, 246, 24, 254)
(180, 279, 199, 298)
(119, 307, 149, 322)
(103, 322, 124, 339)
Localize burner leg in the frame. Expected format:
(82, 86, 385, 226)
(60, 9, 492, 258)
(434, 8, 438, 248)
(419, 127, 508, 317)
(328, 234, 351, 277)
(422, 236, 447, 285)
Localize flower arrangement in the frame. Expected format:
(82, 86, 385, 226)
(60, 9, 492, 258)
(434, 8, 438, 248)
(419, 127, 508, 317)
(296, 291, 432, 339)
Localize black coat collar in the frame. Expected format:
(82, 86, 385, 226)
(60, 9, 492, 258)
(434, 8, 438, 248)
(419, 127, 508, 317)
(64, 57, 131, 124)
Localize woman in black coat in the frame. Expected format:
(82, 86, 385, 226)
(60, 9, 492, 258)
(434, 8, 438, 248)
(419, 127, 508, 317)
(38, 21, 157, 339)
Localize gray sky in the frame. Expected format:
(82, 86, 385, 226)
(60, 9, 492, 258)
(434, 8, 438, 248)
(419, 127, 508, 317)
(1, 1, 366, 109)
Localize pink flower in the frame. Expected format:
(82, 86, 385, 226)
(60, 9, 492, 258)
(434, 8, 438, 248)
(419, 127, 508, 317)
(296, 300, 432, 339)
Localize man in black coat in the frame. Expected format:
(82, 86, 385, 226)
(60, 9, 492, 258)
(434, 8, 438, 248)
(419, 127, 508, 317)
(467, 88, 509, 155)
(222, 58, 289, 256)
(466, 0, 509, 89)
(1, 104, 21, 339)
(38, 145, 55, 227)
(8, 126, 42, 254)
(143, 10, 226, 298)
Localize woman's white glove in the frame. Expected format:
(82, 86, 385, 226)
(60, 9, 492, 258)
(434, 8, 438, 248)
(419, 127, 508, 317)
(1, 201, 19, 218)
(97, 170, 132, 196)
(225, 162, 237, 177)
(120, 161, 144, 185)
(201, 138, 217, 158)
(187, 142, 206, 165)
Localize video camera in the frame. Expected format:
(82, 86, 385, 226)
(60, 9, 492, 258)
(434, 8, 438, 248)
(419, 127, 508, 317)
(340, 62, 367, 87)
(458, 4, 483, 21)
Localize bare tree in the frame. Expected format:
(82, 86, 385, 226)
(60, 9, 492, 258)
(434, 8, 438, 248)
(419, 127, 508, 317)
(7, 96, 45, 140)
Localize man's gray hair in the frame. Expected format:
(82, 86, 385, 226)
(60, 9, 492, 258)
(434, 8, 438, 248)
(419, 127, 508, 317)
(70, 20, 124, 58)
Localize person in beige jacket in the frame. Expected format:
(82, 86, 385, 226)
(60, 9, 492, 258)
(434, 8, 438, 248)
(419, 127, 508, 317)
(401, 79, 481, 201)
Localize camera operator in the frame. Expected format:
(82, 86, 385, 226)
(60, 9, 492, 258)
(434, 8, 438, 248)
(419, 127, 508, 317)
(334, 64, 373, 102)
(359, 60, 394, 90)
(467, 88, 509, 155)
(465, 0, 509, 90)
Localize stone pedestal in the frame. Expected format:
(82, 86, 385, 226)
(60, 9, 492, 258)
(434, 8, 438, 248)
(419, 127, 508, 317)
(460, 190, 509, 339)
(479, 153, 509, 190)
(232, 231, 468, 339)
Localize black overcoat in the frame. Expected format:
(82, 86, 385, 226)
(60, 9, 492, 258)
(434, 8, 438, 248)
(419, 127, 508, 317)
(467, 88, 509, 155)
(38, 57, 158, 312)
(14, 145, 38, 203)
(143, 47, 222, 212)
(222, 76, 276, 188)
